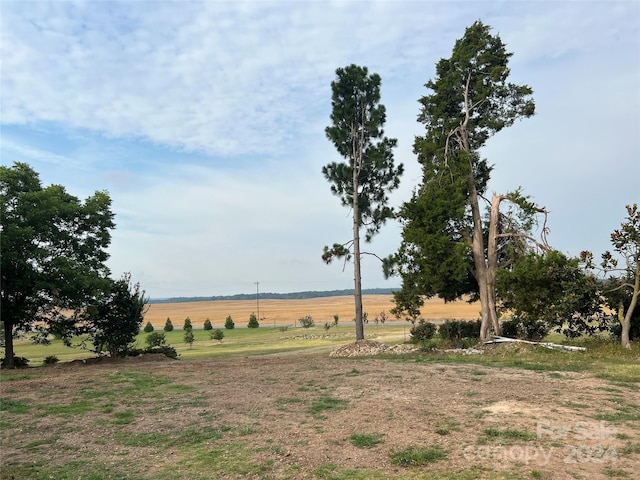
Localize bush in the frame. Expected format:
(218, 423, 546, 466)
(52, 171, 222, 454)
(299, 315, 314, 328)
(1, 356, 29, 369)
(43, 355, 59, 365)
(211, 329, 224, 342)
(203, 318, 213, 331)
(438, 320, 482, 345)
(410, 319, 437, 344)
(183, 317, 193, 331)
(146, 332, 167, 348)
(501, 317, 550, 341)
(225, 315, 235, 329)
(164, 317, 174, 332)
(143, 321, 154, 333)
(247, 312, 259, 328)
(145, 345, 178, 359)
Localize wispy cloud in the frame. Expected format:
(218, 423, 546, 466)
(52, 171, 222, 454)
(1, 1, 638, 297)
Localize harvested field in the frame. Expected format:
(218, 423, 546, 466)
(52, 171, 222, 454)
(144, 295, 481, 328)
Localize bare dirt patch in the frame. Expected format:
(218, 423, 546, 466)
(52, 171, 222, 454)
(2, 348, 638, 479)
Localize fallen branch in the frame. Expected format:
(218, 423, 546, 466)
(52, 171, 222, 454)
(485, 336, 586, 352)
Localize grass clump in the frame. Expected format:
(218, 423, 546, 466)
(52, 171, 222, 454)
(349, 432, 385, 448)
(309, 395, 348, 414)
(390, 445, 447, 466)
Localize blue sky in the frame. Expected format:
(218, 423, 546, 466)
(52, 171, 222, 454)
(1, 1, 638, 299)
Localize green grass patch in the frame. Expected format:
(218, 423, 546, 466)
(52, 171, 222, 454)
(481, 428, 536, 443)
(390, 445, 447, 466)
(0, 397, 31, 413)
(348, 432, 385, 448)
(309, 395, 348, 414)
(39, 400, 92, 416)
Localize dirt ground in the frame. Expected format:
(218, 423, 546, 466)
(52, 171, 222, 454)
(2, 344, 639, 479)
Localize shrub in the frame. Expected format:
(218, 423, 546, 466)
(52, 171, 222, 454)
(410, 319, 437, 344)
(203, 318, 213, 331)
(438, 320, 482, 344)
(143, 321, 154, 333)
(225, 315, 235, 329)
(211, 329, 224, 343)
(1, 356, 29, 369)
(146, 332, 167, 348)
(299, 315, 314, 329)
(164, 317, 174, 332)
(145, 346, 178, 359)
(43, 355, 59, 365)
(183, 317, 193, 331)
(324, 322, 332, 332)
(184, 329, 195, 349)
(247, 313, 259, 328)
(501, 317, 550, 341)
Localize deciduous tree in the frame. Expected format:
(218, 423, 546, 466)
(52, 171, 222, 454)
(384, 21, 543, 340)
(323, 64, 403, 340)
(582, 204, 640, 348)
(1, 162, 114, 368)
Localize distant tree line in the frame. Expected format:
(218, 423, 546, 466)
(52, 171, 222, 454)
(148, 288, 397, 304)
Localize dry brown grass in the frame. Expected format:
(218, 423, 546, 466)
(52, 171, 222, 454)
(144, 295, 481, 328)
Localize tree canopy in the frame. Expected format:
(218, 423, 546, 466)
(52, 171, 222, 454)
(385, 21, 539, 339)
(1, 162, 115, 368)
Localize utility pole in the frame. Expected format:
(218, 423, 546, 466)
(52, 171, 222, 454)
(255, 281, 260, 323)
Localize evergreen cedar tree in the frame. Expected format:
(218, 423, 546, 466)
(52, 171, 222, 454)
(1, 162, 114, 368)
(384, 21, 547, 341)
(322, 64, 403, 341)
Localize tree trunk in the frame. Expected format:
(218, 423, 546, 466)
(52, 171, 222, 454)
(620, 304, 630, 349)
(467, 174, 502, 341)
(352, 151, 364, 341)
(3, 319, 15, 369)
(621, 265, 639, 348)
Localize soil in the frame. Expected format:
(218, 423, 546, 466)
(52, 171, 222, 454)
(2, 343, 638, 479)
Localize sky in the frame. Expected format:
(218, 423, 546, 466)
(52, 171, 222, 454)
(1, 1, 638, 299)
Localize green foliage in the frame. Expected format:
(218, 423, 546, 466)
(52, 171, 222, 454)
(0, 162, 115, 368)
(584, 204, 640, 347)
(183, 317, 193, 331)
(497, 251, 605, 338)
(184, 329, 195, 349)
(299, 315, 314, 329)
(323, 64, 403, 342)
(438, 320, 481, 344)
(86, 273, 148, 358)
(225, 315, 235, 329)
(164, 317, 174, 332)
(385, 21, 536, 331)
(203, 318, 213, 331)
(211, 329, 224, 342)
(144, 345, 178, 359)
(323, 64, 403, 245)
(500, 318, 549, 341)
(389, 445, 447, 466)
(409, 319, 437, 344)
(247, 312, 259, 329)
(43, 355, 59, 365)
(333, 314, 339, 326)
(146, 332, 167, 348)
(143, 321, 154, 333)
